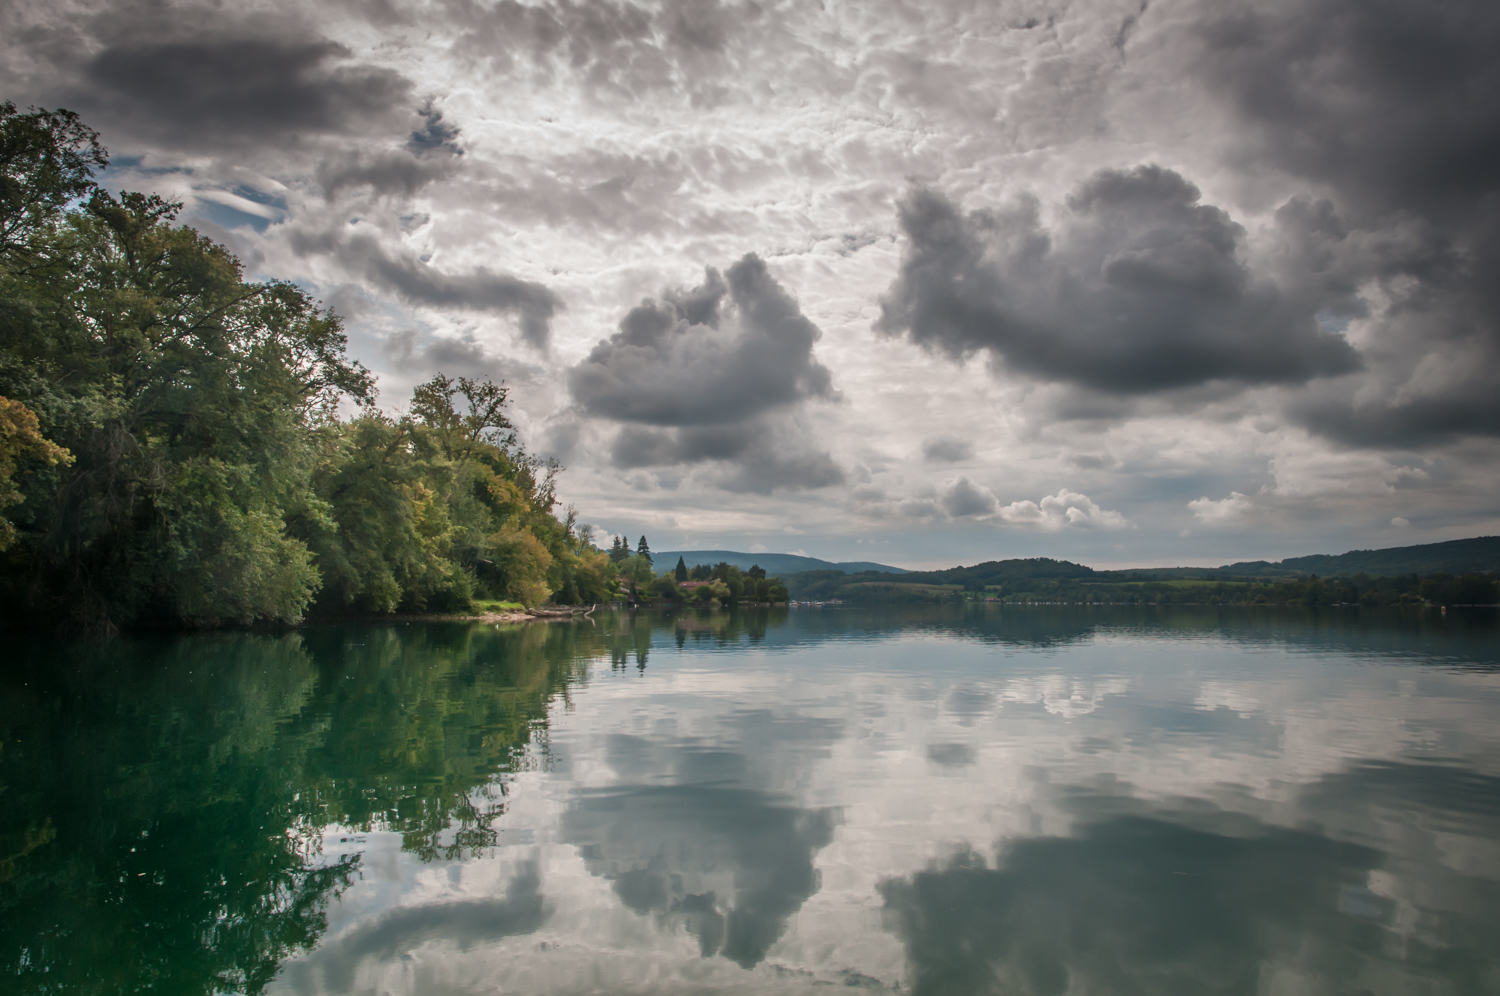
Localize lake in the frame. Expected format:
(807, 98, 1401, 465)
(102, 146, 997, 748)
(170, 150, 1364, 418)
(3, 606, 1498, 995)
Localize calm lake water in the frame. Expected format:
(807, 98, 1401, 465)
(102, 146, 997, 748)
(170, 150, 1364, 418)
(3, 606, 1499, 995)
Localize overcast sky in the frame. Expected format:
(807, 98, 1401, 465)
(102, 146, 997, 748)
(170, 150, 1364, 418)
(6, 0, 1497, 569)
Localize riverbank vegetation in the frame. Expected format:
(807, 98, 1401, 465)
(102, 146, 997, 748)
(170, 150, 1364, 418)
(0, 103, 618, 630)
(603, 543, 790, 608)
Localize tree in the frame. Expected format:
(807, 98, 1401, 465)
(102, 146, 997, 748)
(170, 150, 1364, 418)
(408, 373, 515, 462)
(637, 535, 652, 565)
(1, 181, 373, 628)
(609, 535, 630, 562)
(0, 396, 70, 551)
(711, 562, 744, 602)
(1, 102, 108, 262)
(747, 564, 766, 580)
(675, 555, 688, 582)
(0, 105, 614, 629)
(488, 524, 553, 607)
(646, 575, 679, 602)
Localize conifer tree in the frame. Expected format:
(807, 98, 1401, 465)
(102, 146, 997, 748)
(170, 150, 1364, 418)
(675, 556, 687, 582)
(637, 535, 652, 565)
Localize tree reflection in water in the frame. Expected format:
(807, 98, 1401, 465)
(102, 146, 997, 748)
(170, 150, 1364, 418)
(0, 617, 647, 994)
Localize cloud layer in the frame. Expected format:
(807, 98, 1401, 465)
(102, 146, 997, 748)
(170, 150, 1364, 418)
(5, 0, 1497, 563)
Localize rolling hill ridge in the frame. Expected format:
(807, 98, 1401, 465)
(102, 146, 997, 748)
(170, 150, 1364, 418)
(652, 550, 907, 576)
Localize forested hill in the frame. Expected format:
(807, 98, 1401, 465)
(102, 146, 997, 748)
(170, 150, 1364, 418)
(837, 537, 1499, 589)
(655, 551, 907, 575)
(1210, 536, 1500, 579)
(893, 557, 1093, 587)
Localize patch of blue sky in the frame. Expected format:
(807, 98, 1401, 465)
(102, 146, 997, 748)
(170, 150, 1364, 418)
(1315, 311, 1354, 335)
(192, 188, 283, 232)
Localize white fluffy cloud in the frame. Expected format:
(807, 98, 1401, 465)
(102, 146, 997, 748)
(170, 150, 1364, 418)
(1188, 492, 1258, 526)
(997, 490, 1131, 532)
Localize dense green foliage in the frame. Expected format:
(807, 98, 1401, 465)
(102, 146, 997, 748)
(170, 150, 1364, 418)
(0, 104, 613, 630)
(621, 554, 789, 606)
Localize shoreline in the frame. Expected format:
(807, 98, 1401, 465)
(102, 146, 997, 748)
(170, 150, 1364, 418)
(348, 607, 593, 625)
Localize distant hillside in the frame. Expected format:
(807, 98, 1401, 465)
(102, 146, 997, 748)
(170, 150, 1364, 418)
(894, 557, 1095, 587)
(1286, 536, 1500, 575)
(1143, 536, 1500, 580)
(654, 550, 907, 576)
(782, 537, 1499, 594)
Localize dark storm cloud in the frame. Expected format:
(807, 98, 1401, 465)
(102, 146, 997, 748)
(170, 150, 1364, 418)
(613, 423, 751, 465)
(1265, 191, 1500, 442)
(564, 784, 838, 968)
(1189, 0, 1500, 221)
(293, 229, 561, 348)
(1177, 0, 1500, 445)
(315, 103, 464, 199)
(571, 254, 842, 490)
(938, 476, 998, 519)
(719, 442, 845, 494)
(922, 435, 974, 463)
(1292, 382, 1500, 448)
(1267, 195, 1500, 446)
(318, 151, 459, 199)
(610, 425, 845, 493)
(381, 330, 535, 386)
(82, 34, 412, 149)
(877, 168, 1359, 394)
(571, 255, 834, 425)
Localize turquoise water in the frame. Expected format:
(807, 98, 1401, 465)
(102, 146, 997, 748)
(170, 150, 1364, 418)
(3, 606, 1498, 994)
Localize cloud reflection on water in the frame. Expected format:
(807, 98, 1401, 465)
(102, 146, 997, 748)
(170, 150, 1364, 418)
(881, 760, 1500, 996)
(565, 785, 840, 967)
